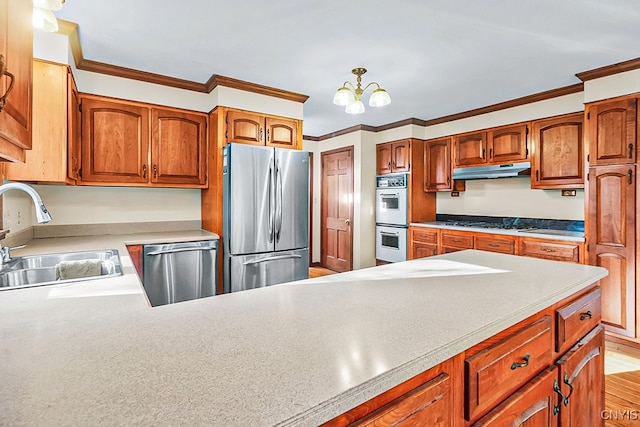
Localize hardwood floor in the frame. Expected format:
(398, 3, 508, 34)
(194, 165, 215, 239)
(605, 341, 640, 426)
(308, 266, 337, 278)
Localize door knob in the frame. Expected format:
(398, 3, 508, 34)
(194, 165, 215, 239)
(345, 219, 351, 225)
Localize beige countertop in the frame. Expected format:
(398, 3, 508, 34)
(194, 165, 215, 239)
(0, 234, 606, 426)
(411, 221, 585, 242)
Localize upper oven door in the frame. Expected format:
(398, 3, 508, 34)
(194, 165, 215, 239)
(375, 187, 408, 226)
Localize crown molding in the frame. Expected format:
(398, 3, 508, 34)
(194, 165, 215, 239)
(576, 57, 640, 82)
(55, 20, 308, 102)
(304, 84, 583, 141)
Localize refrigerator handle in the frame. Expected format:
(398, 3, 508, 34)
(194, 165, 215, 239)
(268, 156, 275, 243)
(242, 254, 302, 265)
(275, 158, 283, 240)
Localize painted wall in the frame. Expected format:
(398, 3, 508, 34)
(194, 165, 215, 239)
(304, 132, 377, 269)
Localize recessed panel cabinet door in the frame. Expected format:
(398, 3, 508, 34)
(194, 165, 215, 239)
(587, 98, 636, 166)
(424, 137, 452, 192)
(487, 124, 528, 163)
(80, 97, 149, 183)
(588, 165, 635, 337)
(265, 116, 297, 148)
(0, 0, 32, 161)
(531, 114, 583, 189)
(226, 110, 263, 145)
(455, 132, 487, 166)
(151, 108, 207, 186)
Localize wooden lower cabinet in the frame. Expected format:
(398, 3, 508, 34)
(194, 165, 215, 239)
(409, 227, 438, 260)
(475, 234, 516, 255)
(441, 230, 474, 253)
(519, 238, 583, 264)
(322, 287, 603, 427)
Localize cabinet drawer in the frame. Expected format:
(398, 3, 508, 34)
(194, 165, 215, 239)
(475, 235, 515, 255)
(555, 287, 601, 353)
(441, 232, 474, 249)
(520, 239, 581, 263)
(411, 228, 438, 244)
(465, 316, 552, 421)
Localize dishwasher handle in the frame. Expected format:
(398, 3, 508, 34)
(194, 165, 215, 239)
(146, 246, 217, 256)
(243, 254, 302, 266)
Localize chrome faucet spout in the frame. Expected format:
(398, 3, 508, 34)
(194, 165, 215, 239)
(0, 182, 53, 224)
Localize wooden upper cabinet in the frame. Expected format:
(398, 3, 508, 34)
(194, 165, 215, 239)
(588, 164, 635, 337)
(454, 132, 486, 166)
(376, 140, 410, 174)
(80, 96, 150, 184)
(423, 137, 452, 192)
(5, 60, 76, 183)
(151, 108, 207, 186)
(587, 98, 637, 166)
(226, 109, 301, 149)
(487, 124, 528, 163)
(265, 116, 297, 148)
(0, 0, 33, 162)
(531, 113, 584, 189)
(226, 110, 263, 145)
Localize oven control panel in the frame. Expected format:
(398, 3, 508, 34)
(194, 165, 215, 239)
(376, 174, 407, 188)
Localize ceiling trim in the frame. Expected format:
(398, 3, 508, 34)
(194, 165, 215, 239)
(304, 83, 584, 141)
(576, 57, 640, 82)
(56, 20, 309, 103)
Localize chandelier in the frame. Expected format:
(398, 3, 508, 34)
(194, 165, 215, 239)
(333, 67, 391, 114)
(33, 0, 65, 32)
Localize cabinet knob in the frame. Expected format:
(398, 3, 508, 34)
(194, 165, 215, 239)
(153, 164, 158, 179)
(142, 164, 147, 179)
(510, 354, 530, 370)
(579, 311, 592, 321)
(260, 128, 264, 142)
(0, 54, 16, 113)
(628, 169, 633, 185)
(266, 129, 270, 142)
(629, 143, 634, 159)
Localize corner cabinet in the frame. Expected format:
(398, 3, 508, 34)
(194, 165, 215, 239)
(79, 95, 208, 188)
(0, 0, 33, 162)
(225, 109, 301, 149)
(423, 137, 452, 192)
(531, 113, 584, 189)
(377, 140, 410, 174)
(5, 60, 79, 183)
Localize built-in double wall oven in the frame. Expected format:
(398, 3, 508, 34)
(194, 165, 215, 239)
(375, 173, 408, 263)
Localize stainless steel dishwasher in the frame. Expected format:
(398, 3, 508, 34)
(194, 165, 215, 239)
(142, 240, 218, 307)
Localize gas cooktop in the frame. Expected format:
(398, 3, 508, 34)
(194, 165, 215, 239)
(442, 221, 534, 230)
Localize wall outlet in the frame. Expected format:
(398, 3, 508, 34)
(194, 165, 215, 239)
(561, 189, 577, 197)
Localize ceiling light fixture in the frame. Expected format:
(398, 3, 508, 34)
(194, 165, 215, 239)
(333, 67, 391, 115)
(32, 0, 65, 32)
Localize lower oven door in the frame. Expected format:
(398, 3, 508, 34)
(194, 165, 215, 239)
(376, 225, 408, 263)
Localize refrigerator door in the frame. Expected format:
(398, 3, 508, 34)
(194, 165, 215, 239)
(228, 248, 309, 293)
(274, 148, 309, 251)
(226, 143, 274, 255)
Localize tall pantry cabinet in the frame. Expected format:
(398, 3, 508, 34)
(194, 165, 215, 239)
(585, 96, 637, 338)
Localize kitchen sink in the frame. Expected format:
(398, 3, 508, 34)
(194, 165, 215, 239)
(0, 249, 123, 290)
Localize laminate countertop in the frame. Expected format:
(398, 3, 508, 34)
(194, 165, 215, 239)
(0, 233, 606, 426)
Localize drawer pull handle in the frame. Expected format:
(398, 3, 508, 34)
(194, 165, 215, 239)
(553, 379, 564, 416)
(563, 371, 574, 406)
(452, 239, 462, 243)
(488, 243, 500, 248)
(579, 311, 592, 321)
(541, 248, 556, 253)
(510, 354, 530, 370)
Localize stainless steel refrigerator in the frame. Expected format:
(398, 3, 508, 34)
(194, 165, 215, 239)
(222, 143, 309, 293)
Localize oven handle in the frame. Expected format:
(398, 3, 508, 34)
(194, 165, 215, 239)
(380, 231, 400, 236)
(378, 192, 400, 197)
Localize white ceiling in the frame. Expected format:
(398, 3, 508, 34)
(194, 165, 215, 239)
(55, 1, 640, 137)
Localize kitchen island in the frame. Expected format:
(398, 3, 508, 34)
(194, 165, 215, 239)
(0, 236, 606, 426)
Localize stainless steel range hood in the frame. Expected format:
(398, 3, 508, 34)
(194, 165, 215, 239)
(452, 162, 531, 180)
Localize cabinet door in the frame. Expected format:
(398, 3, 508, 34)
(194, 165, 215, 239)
(67, 71, 81, 182)
(0, 0, 32, 161)
(555, 326, 604, 427)
(226, 110, 263, 145)
(424, 138, 452, 192)
(265, 116, 297, 148)
(80, 97, 149, 184)
(376, 143, 393, 174)
(519, 239, 582, 264)
(5, 60, 67, 182)
(471, 367, 558, 427)
(151, 108, 207, 186)
(588, 165, 635, 337)
(455, 132, 487, 166)
(391, 140, 410, 172)
(587, 98, 636, 166)
(531, 114, 584, 189)
(411, 243, 438, 259)
(488, 124, 528, 164)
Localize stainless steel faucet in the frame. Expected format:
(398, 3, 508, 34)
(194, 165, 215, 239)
(0, 182, 53, 265)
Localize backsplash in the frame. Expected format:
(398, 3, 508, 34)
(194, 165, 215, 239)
(435, 214, 584, 232)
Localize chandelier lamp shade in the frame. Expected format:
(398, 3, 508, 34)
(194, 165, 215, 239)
(33, 0, 65, 32)
(333, 68, 391, 114)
